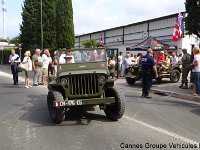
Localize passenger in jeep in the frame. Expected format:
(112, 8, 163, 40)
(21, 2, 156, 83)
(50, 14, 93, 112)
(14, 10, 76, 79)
(90, 50, 99, 61)
(161, 52, 171, 72)
(156, 51, 165, 65)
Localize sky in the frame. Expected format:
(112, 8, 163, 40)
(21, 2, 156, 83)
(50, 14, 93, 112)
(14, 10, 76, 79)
(0, 0, 185, 38)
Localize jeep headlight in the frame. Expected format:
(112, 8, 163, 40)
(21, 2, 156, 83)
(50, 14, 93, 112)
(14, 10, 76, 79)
(98, 75, 106, 82)
(60, 78, 68, 85)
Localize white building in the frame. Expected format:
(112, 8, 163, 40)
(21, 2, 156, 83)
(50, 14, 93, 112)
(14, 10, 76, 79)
(75, 12, 200, 55)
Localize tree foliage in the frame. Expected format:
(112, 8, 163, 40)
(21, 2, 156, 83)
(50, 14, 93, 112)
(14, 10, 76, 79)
(20, 0, 75, 50)
(42, 0, 56, 48)
(82, 39, 99, 48)
(20, 0, 40, 50)
(185, 0, 200, 38)
(56, 0, 75, 49)
(9, 36, 20, 44)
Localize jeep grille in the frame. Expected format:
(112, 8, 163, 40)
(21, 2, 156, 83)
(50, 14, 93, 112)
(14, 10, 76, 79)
(68, 74, 99, 96)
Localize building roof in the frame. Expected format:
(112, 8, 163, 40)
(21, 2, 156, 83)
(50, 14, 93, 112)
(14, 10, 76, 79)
(76, 12, 185, 38)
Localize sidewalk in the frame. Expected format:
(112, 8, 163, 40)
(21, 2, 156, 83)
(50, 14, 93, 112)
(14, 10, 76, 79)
(115, 77, 200, 103)
(151, 84, 200, 103)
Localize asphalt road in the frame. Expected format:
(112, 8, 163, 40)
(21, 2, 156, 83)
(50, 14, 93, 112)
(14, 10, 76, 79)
(0, 66, 200, 150)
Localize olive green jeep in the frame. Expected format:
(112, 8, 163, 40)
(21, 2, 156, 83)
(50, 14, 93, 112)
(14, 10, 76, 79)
(47, 48, 125, 124)
(125, 63, 181, 85)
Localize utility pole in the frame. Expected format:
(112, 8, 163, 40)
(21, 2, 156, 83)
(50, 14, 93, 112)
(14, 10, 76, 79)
(41, 0, 43, 50)
(2, 0, 7, 39)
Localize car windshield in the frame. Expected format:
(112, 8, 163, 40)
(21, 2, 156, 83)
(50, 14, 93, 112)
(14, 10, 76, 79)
(58, 49, 106, 64)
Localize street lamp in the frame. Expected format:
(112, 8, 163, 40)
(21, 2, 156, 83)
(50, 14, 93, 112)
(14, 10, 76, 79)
(0, 45, 4, 65)
(41, 0, 43, 50)
(18, 43, 22, 59)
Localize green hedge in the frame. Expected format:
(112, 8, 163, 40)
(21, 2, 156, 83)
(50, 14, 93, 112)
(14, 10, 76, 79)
(0, 48, 58, 64)
(0, 48, 19, 64)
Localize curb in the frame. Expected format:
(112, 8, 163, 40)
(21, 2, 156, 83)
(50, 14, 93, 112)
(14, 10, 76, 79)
(151, 88, 200, 103)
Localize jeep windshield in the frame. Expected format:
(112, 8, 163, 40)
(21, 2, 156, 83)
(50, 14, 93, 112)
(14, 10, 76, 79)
(58, 48, 106, 64)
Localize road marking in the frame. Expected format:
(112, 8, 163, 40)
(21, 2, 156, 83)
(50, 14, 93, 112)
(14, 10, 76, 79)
(124, 115, 199, 145)
(0, 71, 24, 82)
(0, 71, 47, 88)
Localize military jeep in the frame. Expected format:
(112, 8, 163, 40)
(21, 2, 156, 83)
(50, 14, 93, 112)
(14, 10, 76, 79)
(47, 48, 125, 124)
(125, 63, 181, 85)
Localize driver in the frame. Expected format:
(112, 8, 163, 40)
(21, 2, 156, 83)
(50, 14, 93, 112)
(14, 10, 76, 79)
(64, 56, 73, 63)
(65, 50, 75, 63)
(59, 50, 75, 64)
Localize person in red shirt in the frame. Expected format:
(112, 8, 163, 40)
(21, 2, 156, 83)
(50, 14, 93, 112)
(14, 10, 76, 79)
(157, 51, 165, 64)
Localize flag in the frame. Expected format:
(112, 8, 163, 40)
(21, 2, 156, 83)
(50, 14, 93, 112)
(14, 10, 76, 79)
(172, 24, 181, 42)
(176, 13, 184, 36)
(172, 13, 184, 42)
(99, 34, 104, 47)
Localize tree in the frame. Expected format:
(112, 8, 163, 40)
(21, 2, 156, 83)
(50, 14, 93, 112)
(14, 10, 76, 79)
(185, 0, 200, 38)
(42, 0, 56, 48)
(9, 36, 20, 44)
(20, 0, 75, 50)
(56, 0, 75, 49)
(20, 0, 40, 50)
(82, 39, 99, 48)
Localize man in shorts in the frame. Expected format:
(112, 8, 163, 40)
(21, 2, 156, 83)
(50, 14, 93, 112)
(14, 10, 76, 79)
(41, 49, 50, 84)
(32, 49, 43, 86)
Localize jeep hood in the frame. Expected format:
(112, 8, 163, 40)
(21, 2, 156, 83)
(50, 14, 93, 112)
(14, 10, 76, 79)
(57, 62, 108, 76)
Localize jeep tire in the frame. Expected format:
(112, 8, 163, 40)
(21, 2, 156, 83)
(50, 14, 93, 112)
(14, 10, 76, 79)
(155, 77, 163, 82)
(47, 91, 65, 124)
(104, 87, 125, 121)
(126, 77, 136, 85)
(170, 69, 181, 83)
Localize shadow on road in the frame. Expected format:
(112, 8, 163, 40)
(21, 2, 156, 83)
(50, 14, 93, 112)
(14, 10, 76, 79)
(116, 79, 173, 89)
(125, 95, 200, 117)
(0, 83, 25, 89)
(19, 94, 111, 127)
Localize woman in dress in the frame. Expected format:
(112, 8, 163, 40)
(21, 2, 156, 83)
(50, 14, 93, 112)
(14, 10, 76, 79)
(22, 51, 32, 88)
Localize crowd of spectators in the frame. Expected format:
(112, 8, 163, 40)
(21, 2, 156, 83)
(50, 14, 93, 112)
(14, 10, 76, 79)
(8, 47, 200, 96)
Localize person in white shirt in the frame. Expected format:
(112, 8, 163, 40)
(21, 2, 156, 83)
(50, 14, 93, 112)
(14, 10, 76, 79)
(8, 49, 21, 85)
(118, 52, 123, 77)
(191, 47, 200, 96)
(41, 49, 50, 84)
(59, 53, 66, 64)
(22, 51, 32, 88)
(123, 53, 132, 75)
(171, 52, 178, 66)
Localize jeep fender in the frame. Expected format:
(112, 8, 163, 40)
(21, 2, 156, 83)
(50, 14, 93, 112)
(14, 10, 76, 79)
(48, 84, 66, 100)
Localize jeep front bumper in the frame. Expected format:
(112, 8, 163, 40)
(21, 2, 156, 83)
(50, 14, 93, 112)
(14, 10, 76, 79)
(53, 97, 115, 107)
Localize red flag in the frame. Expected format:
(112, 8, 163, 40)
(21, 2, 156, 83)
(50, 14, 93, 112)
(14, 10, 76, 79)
(172, 23, 181, 42)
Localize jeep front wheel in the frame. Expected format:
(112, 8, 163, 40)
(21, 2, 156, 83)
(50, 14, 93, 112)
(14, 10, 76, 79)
(170, 69, 181, 83)
(155, 77, 163, 82)
(47, 91, 65, 124)
(104, 87, 125, 121)
(126, 77, 136, 85)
